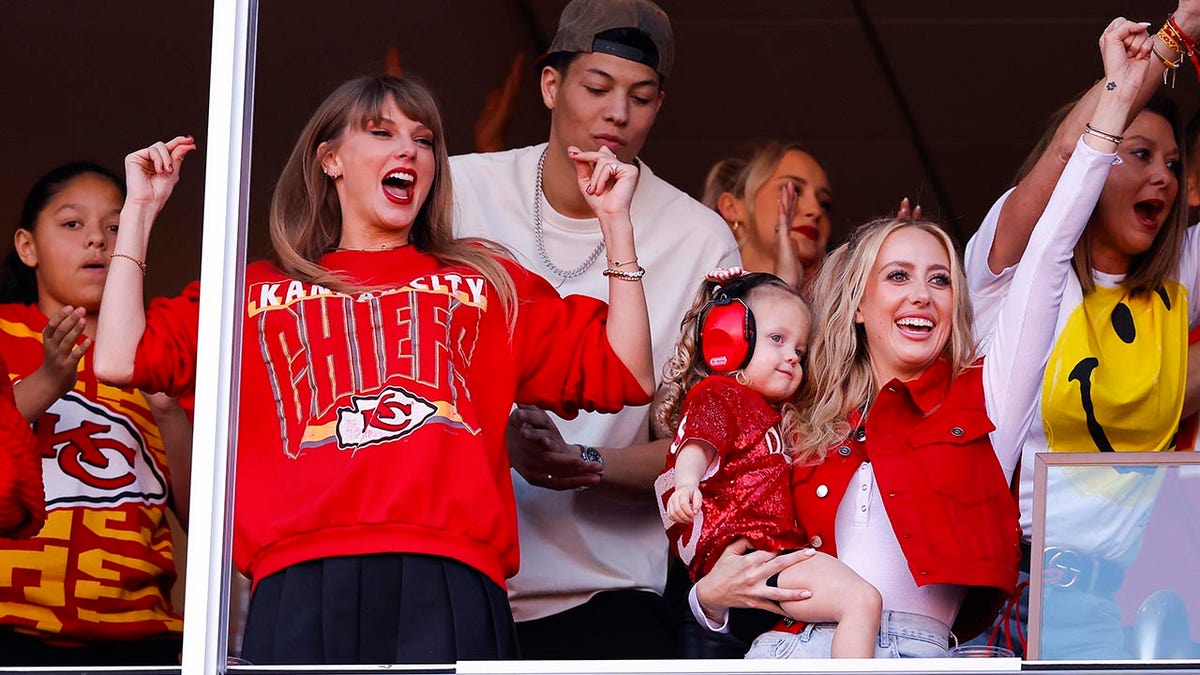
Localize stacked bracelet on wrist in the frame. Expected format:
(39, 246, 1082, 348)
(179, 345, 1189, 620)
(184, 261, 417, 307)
(1084, 123, 1123, 146)
(1158, 14, 1200, 86)
(602, 265, 646, 281)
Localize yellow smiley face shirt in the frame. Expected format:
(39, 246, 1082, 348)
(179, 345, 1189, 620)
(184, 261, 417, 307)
(1042, 281, 1188, 456)
(1037, 277, 1188, 562)
(967, 184, 1200, 567)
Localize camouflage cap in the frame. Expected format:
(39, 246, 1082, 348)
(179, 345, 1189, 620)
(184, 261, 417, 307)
(545, 0, 674, 78)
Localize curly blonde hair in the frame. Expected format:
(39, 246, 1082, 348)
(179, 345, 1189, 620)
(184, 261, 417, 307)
(655, 272, 810, 457)
(795, 218, 977, 463)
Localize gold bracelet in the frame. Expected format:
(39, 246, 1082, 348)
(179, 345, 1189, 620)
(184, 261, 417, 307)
(110, 253, 147, 276)
(602, 265, 646, 281)
(607, 257, 639, 267)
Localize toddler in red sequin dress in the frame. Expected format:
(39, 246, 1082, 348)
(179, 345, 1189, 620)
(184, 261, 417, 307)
(655, 268, 881, 658)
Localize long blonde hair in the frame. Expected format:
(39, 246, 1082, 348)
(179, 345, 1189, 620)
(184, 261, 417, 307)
(656, 272, 809, 457)
(796, 218, 976, 461)
(269, 74, 515, 316)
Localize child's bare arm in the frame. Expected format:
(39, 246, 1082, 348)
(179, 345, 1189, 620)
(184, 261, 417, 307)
(666, 440, 716, 523)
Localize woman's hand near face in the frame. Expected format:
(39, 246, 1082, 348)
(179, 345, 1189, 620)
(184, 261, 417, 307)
(124, 136, 197, 216)
(774, 183, 803, 289)
(693, 538, 816, 621)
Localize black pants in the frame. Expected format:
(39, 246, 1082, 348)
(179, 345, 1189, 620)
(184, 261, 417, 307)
(515, 589, 675, 659)
(241, 553, 518, 665)
(0, 629, 181, 667)
(666, 558, 779, 658)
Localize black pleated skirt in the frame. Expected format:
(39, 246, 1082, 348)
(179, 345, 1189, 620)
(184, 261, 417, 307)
(239, 553, 518, 665)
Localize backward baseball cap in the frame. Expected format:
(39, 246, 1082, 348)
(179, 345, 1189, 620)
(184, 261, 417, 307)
(545, 0, 674, 79)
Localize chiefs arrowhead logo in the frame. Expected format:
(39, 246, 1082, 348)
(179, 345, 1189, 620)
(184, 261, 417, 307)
(38, 392, 168, 509)
(335, 386, 437, 451)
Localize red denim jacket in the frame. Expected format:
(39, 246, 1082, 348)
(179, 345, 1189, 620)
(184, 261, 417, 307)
(783, 358, 1021, 641)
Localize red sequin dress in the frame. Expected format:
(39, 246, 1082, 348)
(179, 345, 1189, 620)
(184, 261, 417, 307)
(655, 376, 807, 581)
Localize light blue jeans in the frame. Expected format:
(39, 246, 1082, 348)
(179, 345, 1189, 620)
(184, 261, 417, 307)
(745, 609, 954, 659)
(1039, 586, 1128, 660)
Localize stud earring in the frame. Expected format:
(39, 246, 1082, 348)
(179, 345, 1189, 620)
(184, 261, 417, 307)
(324, 168, 340, 179)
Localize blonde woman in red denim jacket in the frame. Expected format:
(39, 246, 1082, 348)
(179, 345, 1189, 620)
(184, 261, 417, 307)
(687, 18, 1150, 658)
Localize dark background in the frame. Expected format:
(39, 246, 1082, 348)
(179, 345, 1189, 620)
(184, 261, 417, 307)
(3, 1, 1199, 298)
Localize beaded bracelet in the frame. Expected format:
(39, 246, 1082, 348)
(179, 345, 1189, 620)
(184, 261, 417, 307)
(602, 265, 646, 281)
(110, 253, 148, 276)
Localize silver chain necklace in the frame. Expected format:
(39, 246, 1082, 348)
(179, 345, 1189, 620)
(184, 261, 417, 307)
(534, 147, 605, 279)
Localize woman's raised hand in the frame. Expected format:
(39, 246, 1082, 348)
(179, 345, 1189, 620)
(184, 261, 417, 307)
(774, 183, 803, 289)
(1099, 18, 1154, 96)
(568, 145, 639, 221)
(124, 136, 197, 215)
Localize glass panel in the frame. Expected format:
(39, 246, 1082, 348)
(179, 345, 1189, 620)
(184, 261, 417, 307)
(0, 2, 212, 670)
(1034, 459, 1200, 660)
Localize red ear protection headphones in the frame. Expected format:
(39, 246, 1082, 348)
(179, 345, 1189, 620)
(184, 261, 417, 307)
(698, 293, 756, 373)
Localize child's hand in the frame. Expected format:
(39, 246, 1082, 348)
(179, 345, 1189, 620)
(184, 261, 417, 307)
(38, 305, 90, 397)
(667, 484, 704, 524)
(705, 266, 746, 284)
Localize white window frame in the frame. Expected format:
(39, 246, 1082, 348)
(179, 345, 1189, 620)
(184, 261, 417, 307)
(180, 0, 255, 672)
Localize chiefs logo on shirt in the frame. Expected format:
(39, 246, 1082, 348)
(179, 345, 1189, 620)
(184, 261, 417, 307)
(335, 385, 438, 451)
(37, 391, 168, 509)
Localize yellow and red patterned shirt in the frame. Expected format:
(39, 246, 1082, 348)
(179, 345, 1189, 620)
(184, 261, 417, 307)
(0, 303, 182, 644)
